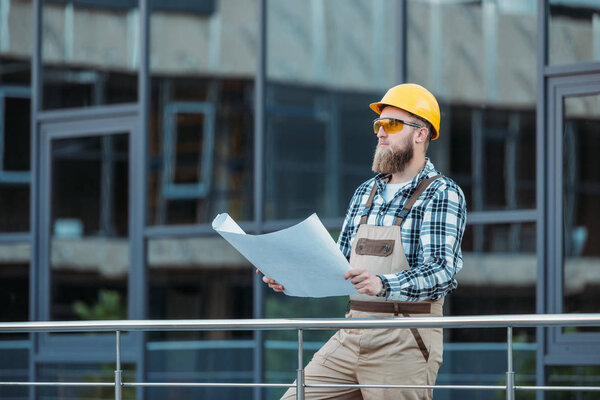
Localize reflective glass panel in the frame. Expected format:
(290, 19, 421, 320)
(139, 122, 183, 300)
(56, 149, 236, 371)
(445, 222, 537, 396)
(41, 1, 138, 109)
(38, 362, 136, 400)
(0, 244, 29, 399)
(549, 1, 600, 65)
(264, 0, 398, 220)
(0, 242, 30, 338)
(407, 0, 537, 211)
(562, 94, 600, 332)
(147, 237, 253, 399)
(263, 86, 375, 220)
(50, 134, 129, 321)
(547, 365, 600, 400)
(0, 95, 30, 232)
(1, 1, 33, 58)
(1, 1, 32, 231)
(0, 345, 28, 400)
(148, 1, 255, 225)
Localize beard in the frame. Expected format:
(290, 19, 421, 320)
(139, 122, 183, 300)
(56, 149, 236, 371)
(371, 139, 414, 175)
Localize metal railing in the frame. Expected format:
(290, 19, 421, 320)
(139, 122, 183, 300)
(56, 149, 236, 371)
(1, 314, 600, 399)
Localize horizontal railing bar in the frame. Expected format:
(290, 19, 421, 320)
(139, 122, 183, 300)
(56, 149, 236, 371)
(0, 382, 114, 387)
(516, 385, 600, 392)
(3, 381, 600, 391)
(1, 314, 600, 333)
(308, 384, 506, 390)
(123, 382, 293, 388)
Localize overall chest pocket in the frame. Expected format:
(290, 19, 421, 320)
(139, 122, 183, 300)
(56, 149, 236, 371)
(354, 238, 395, 257)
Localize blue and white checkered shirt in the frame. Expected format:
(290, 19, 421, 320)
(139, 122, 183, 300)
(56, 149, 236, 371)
(337, 159, 467, 302)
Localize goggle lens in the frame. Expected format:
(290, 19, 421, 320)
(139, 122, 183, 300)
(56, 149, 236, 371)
(373, 118, 405, 135)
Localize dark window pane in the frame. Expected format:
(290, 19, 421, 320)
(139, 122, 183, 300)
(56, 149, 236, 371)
(0, 243, 29, 323)
(0, 62, 31, 233)
(4, 97, 31, 171)
(150, 0, 215, 14)
(0, 242, 29, 342)
(148, 79, 254, 225)
(264, 84, 377, 220)
(50, 134, 129, 321)
(562, 94, 600, 332)
(0, 185, 29, 232)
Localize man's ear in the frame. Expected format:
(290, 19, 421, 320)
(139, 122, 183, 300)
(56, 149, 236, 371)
(416, 127, 429, 143)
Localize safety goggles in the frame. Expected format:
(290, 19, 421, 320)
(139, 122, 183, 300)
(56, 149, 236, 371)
(373, 117, 422, 135)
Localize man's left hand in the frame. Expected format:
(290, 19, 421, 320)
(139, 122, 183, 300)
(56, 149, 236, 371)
(344, 268, 383, 296)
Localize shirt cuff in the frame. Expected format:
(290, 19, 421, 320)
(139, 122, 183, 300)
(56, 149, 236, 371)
(376, 274, 391, 299)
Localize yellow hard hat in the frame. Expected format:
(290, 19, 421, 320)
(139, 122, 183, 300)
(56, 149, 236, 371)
(369, 83, 441, 140)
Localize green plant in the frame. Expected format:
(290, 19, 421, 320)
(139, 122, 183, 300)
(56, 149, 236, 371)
(73, 289, 127, 321)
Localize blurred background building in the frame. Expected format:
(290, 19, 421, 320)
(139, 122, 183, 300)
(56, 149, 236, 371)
(0, 0, 598, 399)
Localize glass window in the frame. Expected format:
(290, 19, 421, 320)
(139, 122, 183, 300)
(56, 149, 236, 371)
(264, 0, 399, 221)
(147, 237, 253, 399)
(546, 365, 600, 400)
(0, 345, 29, 400)
(562, 94, 600, 332)
(148, 0, 256, 225)
(441, 222, 537, 397)
(453, 222, 537, 339)
(407, 0, 537, 211)
(50, 134, 129, 321)
(41, 0, 139, 109)
(549, 1, 600, 66)
(0, 59, 31, 232)
(3, 1, 33, 58)
(0, 242, 29, 398)
(38, 362, 136, 399)
(0, 242, 30, 322)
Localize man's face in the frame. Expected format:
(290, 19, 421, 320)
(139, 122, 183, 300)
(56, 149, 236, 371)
(371, 106, 420, 175)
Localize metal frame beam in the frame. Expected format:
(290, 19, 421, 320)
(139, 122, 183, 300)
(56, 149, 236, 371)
(253, 1, 267, 399)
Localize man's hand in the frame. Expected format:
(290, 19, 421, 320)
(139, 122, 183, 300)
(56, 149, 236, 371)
(256, 269, 285, 292)
(344, 268, 383, 296)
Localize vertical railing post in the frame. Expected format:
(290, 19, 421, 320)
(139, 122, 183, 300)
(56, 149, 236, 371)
(115, 330, 122, 400)
(296, 329, 305, 400)
(506, 326, 515, 400)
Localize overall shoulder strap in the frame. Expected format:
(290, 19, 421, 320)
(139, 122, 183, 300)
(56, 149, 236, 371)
(393, 175, 443, 226)
(359, 181, 380, 225)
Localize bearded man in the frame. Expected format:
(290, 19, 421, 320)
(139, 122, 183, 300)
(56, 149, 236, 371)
(262, 83, 467, 400)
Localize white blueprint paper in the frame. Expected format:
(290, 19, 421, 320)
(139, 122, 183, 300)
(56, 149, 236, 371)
(212, 213, 358, 297)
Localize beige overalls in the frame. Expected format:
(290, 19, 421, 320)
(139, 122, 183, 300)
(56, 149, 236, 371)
(281, 176, 444, 400)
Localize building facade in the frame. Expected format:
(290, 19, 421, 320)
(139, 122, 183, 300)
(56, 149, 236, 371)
(0, 0, 599, 399)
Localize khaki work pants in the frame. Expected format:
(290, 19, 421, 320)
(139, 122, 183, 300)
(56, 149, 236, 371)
(281, 310, 443, 400)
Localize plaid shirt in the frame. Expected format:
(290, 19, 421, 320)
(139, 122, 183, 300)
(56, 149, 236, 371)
(337, 159, 467, 302)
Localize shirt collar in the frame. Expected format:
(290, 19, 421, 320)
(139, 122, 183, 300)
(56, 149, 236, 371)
(374, 158, 440, 196)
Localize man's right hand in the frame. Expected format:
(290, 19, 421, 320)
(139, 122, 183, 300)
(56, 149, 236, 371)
(256, 269, 285, 292)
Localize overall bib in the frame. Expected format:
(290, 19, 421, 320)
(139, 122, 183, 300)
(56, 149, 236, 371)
(281, 176, 444, 400)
